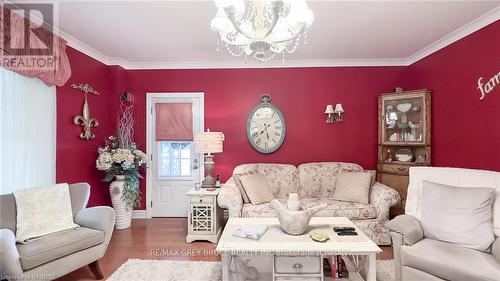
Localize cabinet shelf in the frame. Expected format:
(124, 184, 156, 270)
(379, 143, 428, 147)
(379, 161, 427, 166)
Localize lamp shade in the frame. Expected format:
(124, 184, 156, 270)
(193, 129, 224, 154)
(334, 103, 344, 113)
(324, 104, 334, 114)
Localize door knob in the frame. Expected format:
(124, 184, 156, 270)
(193, 159, 199, 170)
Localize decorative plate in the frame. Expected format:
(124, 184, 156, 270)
(396, 103, 413, 113)
(395, 148, 413, 162)
(310, 230, 330, 242)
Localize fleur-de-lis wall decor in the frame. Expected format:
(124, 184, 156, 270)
(71, 83, 99, 140)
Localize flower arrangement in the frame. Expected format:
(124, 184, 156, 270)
(96, 136, 148, 209)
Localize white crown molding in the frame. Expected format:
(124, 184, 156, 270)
(406, 5, 500, 65)
(61, 6, 499, 69)
(58, 30, 113, 65)
(117, 58, 408, 69)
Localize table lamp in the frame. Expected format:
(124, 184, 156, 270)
(193, 129, 224, 189)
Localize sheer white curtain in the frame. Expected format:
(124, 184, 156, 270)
(0, 67, 56, 194)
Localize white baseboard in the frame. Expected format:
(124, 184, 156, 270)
(132, 210, 148, 219)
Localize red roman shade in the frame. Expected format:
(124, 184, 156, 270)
(155, 103, 193, 141)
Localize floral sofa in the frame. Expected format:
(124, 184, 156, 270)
(217, 162, 400, 245)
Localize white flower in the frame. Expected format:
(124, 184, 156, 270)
(96, 159, 112, 171)
(98, 152, 112, 164)
(112, 149, 134, 163)
(133, 149, 149, 165)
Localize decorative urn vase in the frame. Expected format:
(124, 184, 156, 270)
(270, 199, 327, 235)
(109, 175, 133, 230)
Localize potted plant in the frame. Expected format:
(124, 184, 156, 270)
(96, 136, 148, 229)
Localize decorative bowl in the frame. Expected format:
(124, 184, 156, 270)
(310, 230, 330, 242)
(395, 148, 413, 162)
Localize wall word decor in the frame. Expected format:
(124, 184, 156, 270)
(477, 70, 500, 100)
(71, 83, 99, 140)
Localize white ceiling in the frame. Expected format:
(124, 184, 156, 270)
(52, 1, 500, 68)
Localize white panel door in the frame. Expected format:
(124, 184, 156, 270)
(150, 94, 203, 217)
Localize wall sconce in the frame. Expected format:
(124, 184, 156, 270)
(324, 103, 344, 123)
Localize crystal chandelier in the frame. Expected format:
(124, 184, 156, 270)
(210, 0, 314, 62)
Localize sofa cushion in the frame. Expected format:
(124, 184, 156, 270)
(239, 173, 274, 205)
(14, 183, 80, 243)
(401, 238, 500, 281)
(241, 198, 377, 219)
(233, 170, 258, 203)
(406, 167, 500, 237)
(333, 172, 372, 204)
(421, 181, 495, 251)
(232, 164, 299, 199)
(297, 162, 364, 198)
(16, 227, 104, 270)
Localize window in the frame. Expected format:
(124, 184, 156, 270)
(158, 141, 193, 177)
(0, 68, 56, 194)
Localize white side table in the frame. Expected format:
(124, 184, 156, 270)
(186, 187, 224, 243)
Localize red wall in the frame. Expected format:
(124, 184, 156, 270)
(56, 47, 123, 207)
(401, 20, 500, 171)
(123, 68, 406, 208)
(57, 21, 499, 209)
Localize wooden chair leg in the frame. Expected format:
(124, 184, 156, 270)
(89, 260, 104, 280)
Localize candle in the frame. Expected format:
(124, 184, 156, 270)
(288, 193, 299, 202)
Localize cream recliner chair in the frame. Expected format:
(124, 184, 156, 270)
(388, 167, 500, 281)
(0, 183, 115, 281)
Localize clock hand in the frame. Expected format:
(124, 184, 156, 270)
(260, 124, 270, 135)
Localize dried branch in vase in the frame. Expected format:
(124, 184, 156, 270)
(117, 91, 135, 148)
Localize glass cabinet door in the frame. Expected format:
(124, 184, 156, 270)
(381, 94, 428, 145)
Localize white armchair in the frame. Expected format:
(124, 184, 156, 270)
(388, 167, 500, 281)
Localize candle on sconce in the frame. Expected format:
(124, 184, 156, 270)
(287, 193, 300, 211)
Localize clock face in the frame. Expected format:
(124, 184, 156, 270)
(247, 104, 286, 153)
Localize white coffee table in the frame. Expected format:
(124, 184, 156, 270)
(216, 217, 382, 281)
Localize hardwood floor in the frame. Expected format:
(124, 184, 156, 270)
(57, 218, 393, 281)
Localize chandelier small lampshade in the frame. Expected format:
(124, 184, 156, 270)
(193, 129, 224, 154)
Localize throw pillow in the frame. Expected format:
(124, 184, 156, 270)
(14, 183, 79, 243)
(421, 180, 495, 252)
(238, 173, 274, 205)
(233, 170, 258, 203)
(332, 172, 372, 203)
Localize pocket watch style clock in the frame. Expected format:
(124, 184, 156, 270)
(247, 94, 286, 153)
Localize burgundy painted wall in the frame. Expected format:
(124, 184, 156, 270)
(123, 68, 406, 208)
(401, 21, 500, 171)
(56, 47, 123, 207)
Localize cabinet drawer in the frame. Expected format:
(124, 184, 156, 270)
(380, 164, 409, 175)
(190, 196, 214, 204)
(275, 256, 321, 274)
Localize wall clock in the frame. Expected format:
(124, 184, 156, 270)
(247, 94, 286, 154)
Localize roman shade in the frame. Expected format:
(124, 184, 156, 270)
(155, 103, 193, 141)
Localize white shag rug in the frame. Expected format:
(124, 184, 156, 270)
(107, 259, 395, 281)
